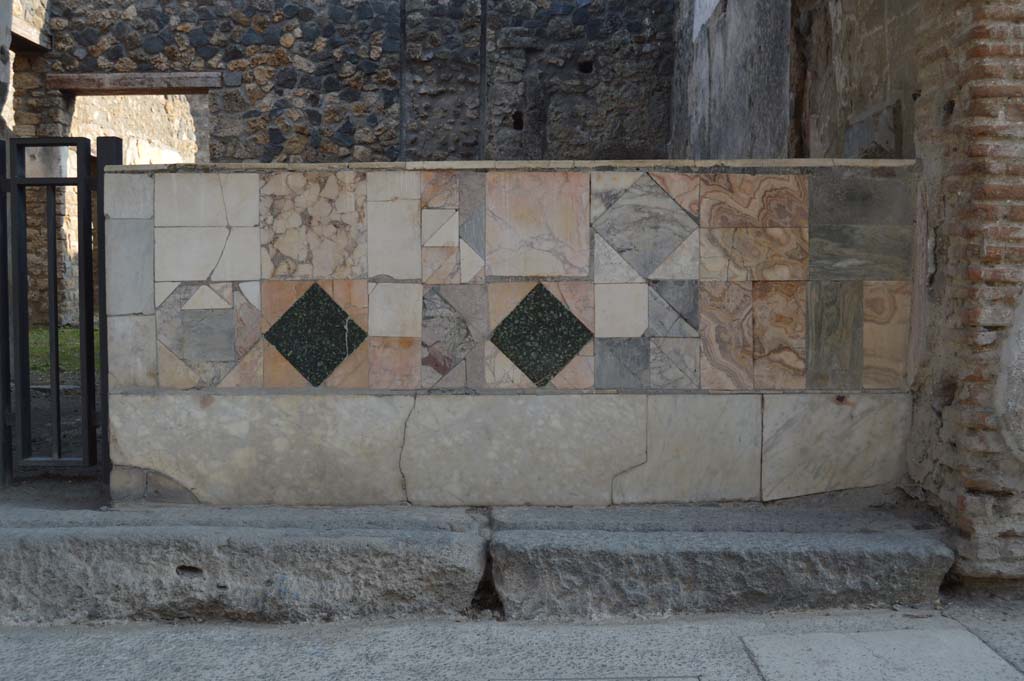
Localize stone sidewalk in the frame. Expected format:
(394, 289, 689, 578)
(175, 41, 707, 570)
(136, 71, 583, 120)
(0, 598, 1021, 681)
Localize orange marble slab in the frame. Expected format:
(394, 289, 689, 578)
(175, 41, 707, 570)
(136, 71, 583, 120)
(753, 282, 807, 390)
(700, 174, 809, 228)
(700, 281, 754, 390)
(863, 281, 911, 389)
(700, 228, 809, 281)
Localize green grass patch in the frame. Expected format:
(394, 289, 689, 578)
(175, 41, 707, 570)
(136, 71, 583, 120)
(28, 327, 99, 375)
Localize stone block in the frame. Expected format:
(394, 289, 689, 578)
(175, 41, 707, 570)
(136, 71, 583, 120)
(613, 395, 761, 503)
(105, 173, 154, 220)
(109, 394, 413, 505)
(762, 393, 911, 500)
(108, 315, 157, 389)
(155, 173, 259, 227)
(403, 395, 647, 506)
(106, 219, 154, 315)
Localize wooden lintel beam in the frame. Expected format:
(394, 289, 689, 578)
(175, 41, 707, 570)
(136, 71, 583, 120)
(11, 16, 51, 51)
(46, 72, 224, 96)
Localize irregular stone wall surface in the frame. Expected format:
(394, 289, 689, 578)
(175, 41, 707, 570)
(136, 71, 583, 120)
(31, 0, 674, 163)
(105, 160, 917, 507)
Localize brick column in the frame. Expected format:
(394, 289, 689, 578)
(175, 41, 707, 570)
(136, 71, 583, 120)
(911, 0, 1024, 580)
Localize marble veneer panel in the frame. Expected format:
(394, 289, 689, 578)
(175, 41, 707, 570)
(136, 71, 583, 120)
(807, 281, 863, 389)
(809, 224, 912, 280)
(155, 173, 259, 228)
(260, 171, 367, 279)
(485, 172, 589, 277)
(809, 169, 917, 226)
(700, 282, 754, 390)
(403, 395, 646, 506)
(863, 281, 911, 389)
(109, 315, 157, 389)
(700, 174, 809, 228)
(367, 171, 421, 279)
(109, 393, 411, 504)
(753, 282, 807, 390)
(613, 395, 761, 503)
(700, 228, 809, 281)
(762, 394, 911, 500)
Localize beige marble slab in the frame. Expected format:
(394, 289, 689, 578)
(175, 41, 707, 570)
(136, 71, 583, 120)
(403, 395, 646, 506)
(613, 395, 761, 503)
(109, 393, 411, 505)
(700, 282, 754, 390)
(762, 393, 910, 500)
(753, 281, 807, 390)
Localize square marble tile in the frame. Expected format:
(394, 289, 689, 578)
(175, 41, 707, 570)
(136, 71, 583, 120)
(260, 171, 367, 279)
(369, 283, 423, 337)
(485, 172, 589, 277)
(808, 280, 863, 389)
(753, 281, 807, 390)
(421, 284, 487, 389)
(595, 283, 649, 338)
(700, 174, 809, 228)
(369, 337, 421, 389)
(422, 246, 460, 284)
(421, 208, 459, 247)
(490, 284, 593, 387)
(367, 170, 420, 202)
(649, 337, 700, 389)
(105, 173, 154, 220)
(592, 173, 698, 279)
(699, 281, 754, 390)
(700, 228, 809, 281)
(421, 170, 458, 209)
(647, 280, 699, 338)
(595, 338, 649, 389)
(863, 281, 911, 389)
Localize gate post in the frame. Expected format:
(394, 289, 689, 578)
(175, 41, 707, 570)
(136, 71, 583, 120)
(0, 139, 10, 487)
(95, 137, 123, 479)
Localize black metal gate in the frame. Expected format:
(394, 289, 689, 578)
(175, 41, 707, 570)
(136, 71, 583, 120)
(0, 137, 123, 485)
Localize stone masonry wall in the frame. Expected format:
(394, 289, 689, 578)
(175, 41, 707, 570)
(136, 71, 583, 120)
(32, 0, 675, 163)
(104, 160, 918, 506)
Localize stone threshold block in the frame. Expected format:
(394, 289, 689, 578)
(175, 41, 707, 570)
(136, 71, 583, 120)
(0, 506, 487, 624)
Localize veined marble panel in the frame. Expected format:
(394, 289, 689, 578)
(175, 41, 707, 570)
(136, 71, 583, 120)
(808, 281, 863, 389)
(753, 282, 807, 390)
(762, 393, 910, 500)
(700, 282, 754, 390)
(700, 174, 809, 228)
(485, 172, 590, 277)
(700, 228, 809, 281)
(809, 224, 912, 280)
(863, 281, 911, 389)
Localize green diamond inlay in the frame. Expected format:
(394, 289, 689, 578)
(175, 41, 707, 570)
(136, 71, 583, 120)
(490, 284, 593, 387)
(263, 283, 367, 387)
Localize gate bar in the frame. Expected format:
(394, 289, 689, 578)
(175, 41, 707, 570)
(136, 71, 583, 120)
(0, 140, 10, 485)
(45, 185, 61, 459)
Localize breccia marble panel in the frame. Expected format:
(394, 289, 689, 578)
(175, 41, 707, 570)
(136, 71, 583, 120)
(699, 281, 754, 390)
(809, 224, 912, 280)
(613, 394, 761, 503)
(402, 395, 647, 506)
(260, 171, 367, 279)
(808, 280, 863, 389)
(863, 281, 911, 389)
(485, 172, 590, 277)
(109, 393, 411, 505)
(762, 393, 911, 500)
(699, 228, 809, 281)
(753, 282, 807, 390)
(700, 174, 809, 228)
